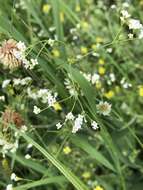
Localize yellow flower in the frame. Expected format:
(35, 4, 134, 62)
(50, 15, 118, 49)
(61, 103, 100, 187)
(82, 171, 91, 179)
(114, 85, 120, 93)
(94, 185, 104, 190)
(52, 49, 60, 57)
(95, 81, 102, 89)
(81, 21, 89, 30)
(96, 37, 104, 43)
(42, 4, 51, 14)
(75, 4, 81, 12)
(81, 47, 88, 54)
(139, 86, 143, 96)
(63, 146, 71, 154)
(98, 58, 105, 65)
(98, 67, 106, 75)
(91, 44, 97, 50)
(53, 102, 62, 111)
(60, 12, 64, 22)
(104, 90, 114, 99)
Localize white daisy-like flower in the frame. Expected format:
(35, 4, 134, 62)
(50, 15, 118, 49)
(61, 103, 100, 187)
(97, 101, 111, 116)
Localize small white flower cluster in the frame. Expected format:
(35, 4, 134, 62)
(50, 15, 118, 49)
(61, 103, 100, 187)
(120, 10, 143, 39)
(120, 78, 132, 89)
(56, 112, 99, 133)
(64, 78, 78, 96)
(13, 77, 32, 86)
(28, 88, 57, 106)
(2, 77, 32, 89)
(82, 72, 101, 85)
(10, 40, 39, 70)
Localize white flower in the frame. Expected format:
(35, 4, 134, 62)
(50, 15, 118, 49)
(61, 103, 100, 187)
(97, 101, 111, 116)
(20, 125, 28, 133)
(6, 184, 13, 190)
(33, 106, 41, 114)
(109, 73, 116, 82)
(47, 38, 55, 47)
(91, 73, 100, 84)
(10, 173, 19, 181)
(121, 10, 130, 19)
(13, 78, 21, 86)
(25, 154, 31, 159)
(72, 114, 84, 133)
(64, 78, 77, 96)
(30, 58, 38, 69)
(56, 122, 62, 129)
(0, 95, 5, 101)
(91, 121, 99, 130)
(128, 33, 134, 39)
(16, 41, 26, 52)
(66, 112, 75, 121)
(128, 19, 142, 29)
(139, 29, 143, 39)
(2, 79, 11, 88)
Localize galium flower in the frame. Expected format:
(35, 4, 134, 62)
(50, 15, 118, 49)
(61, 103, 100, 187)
(97, 101, 111, 116)
(56, 122, 62, 129)
(128, 19, 142, 30)
(33, 106, 41, 114)
(72, 114, 84, 133)
(91, 121, 99, 130)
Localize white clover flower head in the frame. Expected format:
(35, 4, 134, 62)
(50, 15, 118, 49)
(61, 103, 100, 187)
(56, 122, 62, 129)
(91, 121, 99, 130)
(6, 184, 13, 190)
(2, 79, 11, 88)
(33, 106, 41, 114)
(97, 101, 111, 116)
(66, 112, 75, 121)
